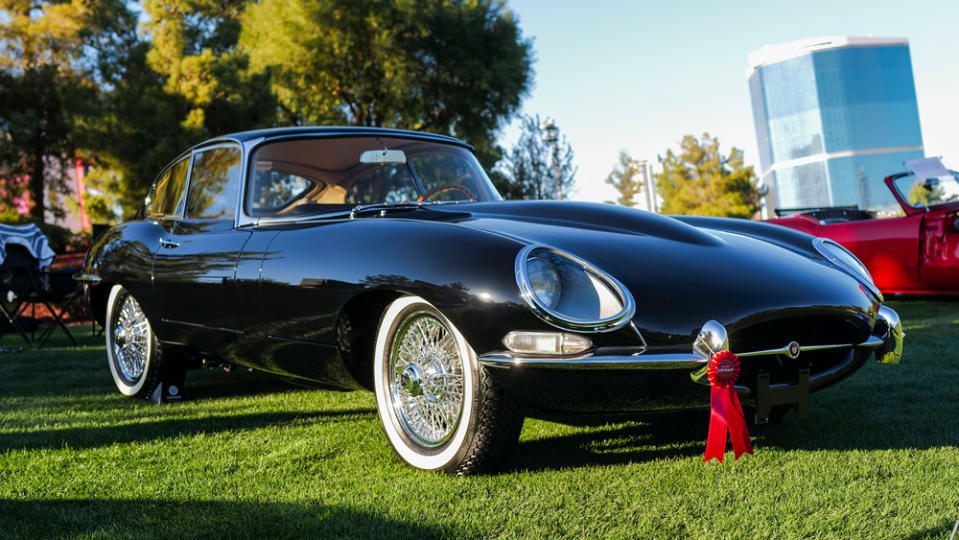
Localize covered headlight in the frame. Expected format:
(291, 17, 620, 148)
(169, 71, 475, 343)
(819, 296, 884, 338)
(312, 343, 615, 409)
(813, 238, 874, 285)
(526, 255, 561, 308)
(515, 246, 635, 331)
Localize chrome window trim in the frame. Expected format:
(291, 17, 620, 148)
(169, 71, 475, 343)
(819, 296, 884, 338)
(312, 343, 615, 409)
(234, 133, 491, 229)
(235, 136, 266, 228)
(514, 245, 636, 333)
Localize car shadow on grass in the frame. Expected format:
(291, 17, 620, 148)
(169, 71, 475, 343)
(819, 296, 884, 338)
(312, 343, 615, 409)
(899, 519, 959, 540)
(504, 376, 959, 473)
(0, 408, 375, 453)
(506, 411, 709, 472)
(182, 368, 320, 401)
(0, 498, 468, 539)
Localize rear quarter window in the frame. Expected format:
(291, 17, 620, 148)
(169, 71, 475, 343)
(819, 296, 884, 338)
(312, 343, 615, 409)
(145, 157, 190, 218)
(185, 146, 243, 220)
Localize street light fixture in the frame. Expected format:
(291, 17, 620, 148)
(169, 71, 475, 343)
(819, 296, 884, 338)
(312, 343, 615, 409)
(539, 118, 562, 200)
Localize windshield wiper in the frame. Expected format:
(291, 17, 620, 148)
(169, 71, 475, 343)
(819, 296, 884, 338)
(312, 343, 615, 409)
(349, 200, 470, 218)
(350, 201, 472, 219)
(349, 201, 432, 218)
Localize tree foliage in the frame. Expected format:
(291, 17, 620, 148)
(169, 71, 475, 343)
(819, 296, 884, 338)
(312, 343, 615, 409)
(655, 133, 760, 218)
(78, 0, 272, 222)
(141, 0, 275, 135)
(79, 38, 192, 222)
(1, 0, 534, 224)
(0, 0, 94, 221)
(495, 114, 576, 200)
(239, 0, 532, 170)
(604, 150, 644, 207)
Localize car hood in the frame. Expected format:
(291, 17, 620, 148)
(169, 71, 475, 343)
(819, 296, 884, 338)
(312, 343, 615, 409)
(444, 201, 878, 345)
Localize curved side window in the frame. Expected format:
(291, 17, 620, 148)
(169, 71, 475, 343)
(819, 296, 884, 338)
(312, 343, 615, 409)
(248, 170, 318, 216)
(185, 145, 242, 220)
(145, 157, 190, 218)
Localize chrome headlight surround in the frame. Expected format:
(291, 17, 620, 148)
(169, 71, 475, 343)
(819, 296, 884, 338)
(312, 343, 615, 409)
(813, 238, 881, 299)
(515, 245, 636, 332)
(814, 238, 873, 283)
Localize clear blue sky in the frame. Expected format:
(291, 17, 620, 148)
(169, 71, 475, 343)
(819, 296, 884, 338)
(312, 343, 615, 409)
(498, 0, 959, 202)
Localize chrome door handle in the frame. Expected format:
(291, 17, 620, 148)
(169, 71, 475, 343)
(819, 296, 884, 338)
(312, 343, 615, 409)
(159, 238, 180, 248)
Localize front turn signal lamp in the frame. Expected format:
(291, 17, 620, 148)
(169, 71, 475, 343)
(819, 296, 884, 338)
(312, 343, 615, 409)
(502, 331, 592, 356)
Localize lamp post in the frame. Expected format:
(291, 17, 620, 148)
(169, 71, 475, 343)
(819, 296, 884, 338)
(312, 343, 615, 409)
(539, 118, 562, 200)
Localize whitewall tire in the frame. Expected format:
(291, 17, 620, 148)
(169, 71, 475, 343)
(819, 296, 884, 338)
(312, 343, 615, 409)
(373, 296, 523, 474)
(105, 284, 162, 398)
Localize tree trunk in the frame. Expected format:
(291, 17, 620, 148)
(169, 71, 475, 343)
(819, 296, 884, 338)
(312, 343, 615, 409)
(29, 152, 45, 223)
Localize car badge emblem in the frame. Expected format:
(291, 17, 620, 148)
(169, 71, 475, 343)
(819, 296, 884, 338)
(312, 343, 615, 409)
(786, 341, 801, 359)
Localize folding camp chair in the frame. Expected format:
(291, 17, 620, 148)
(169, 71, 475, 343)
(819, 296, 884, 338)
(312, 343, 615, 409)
(0, 244, 80, 347)
(0, 248, 35, 348)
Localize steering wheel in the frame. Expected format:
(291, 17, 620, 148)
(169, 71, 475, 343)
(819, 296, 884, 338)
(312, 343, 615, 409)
(416, 184, 476, 202)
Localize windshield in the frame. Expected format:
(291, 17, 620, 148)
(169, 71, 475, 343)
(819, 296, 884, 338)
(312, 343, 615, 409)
(891, 171, 959, 210)
(246, 136, 501, 218)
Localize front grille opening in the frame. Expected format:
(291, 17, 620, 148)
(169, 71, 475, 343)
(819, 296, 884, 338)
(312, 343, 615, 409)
(738, 348, 852, 387)
(730, 315, 865, 352)
(729, 315, 866, 387)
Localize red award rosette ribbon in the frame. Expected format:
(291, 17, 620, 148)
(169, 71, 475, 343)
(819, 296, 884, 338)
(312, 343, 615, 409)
(704, 350, 753, 463)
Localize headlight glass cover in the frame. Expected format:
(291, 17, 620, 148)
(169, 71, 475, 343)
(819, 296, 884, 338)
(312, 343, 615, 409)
(515, 246, 635, 331)
(526, 255, 561, 309)
(813, 238, 874, 285)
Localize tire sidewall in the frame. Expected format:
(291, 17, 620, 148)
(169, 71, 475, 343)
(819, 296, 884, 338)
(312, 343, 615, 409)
(373, 296, 479, 472)
(105, 284, 154, 397)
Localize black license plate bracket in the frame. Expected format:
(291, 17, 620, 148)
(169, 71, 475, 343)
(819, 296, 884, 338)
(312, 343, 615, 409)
(754, 368, 809, 424)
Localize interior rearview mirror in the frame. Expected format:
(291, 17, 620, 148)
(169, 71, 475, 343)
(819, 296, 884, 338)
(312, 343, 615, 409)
(360, 149, 407, 164)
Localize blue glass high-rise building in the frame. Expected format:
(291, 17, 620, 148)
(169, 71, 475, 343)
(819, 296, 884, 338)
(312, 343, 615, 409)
(747, 37, 924, 215)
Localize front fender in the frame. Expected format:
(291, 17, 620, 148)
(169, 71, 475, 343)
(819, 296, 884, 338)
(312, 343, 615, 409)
(257, 218, 556, 355)
(81, 221, 161, 324)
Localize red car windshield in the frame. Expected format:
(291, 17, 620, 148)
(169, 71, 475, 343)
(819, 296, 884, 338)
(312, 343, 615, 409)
(891, 172, 959, 210)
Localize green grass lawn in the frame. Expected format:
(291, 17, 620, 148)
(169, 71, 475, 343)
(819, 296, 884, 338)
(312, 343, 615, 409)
(1, 301, 957, 539)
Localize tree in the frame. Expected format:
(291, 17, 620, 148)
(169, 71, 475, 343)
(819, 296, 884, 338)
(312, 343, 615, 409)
(0, 0, 93, 222)
(141, 0, 275, 136)
(72, 0, 276, 222)
(495, 114, 576, 200)
(655, 133, 760, 218)
(78, 36, 194, 221)
(239, 0, 533, 170)
(3, 0, 535, 223)
(604, 150, 644, 207)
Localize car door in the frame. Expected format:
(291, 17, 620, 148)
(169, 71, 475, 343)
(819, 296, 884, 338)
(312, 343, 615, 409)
(100, 156, 192, 322)
(152, 143, 252, 348)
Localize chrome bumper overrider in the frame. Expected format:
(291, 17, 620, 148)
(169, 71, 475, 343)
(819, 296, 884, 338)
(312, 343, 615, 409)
(479, 306, 903, 371)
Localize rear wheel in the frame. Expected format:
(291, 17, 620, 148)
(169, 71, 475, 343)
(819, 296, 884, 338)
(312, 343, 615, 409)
(105, 285, 163, 398)
(373, 296, 523, 475)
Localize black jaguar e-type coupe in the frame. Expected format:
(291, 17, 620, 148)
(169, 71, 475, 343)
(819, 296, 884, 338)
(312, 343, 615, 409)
(78, 127, 903, 474)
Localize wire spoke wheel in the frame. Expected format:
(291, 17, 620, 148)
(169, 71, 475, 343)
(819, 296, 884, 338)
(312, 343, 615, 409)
(373, 296, 524, 474)
(112, 294, 150, 383)
(388, 313, 465, 446)
(106, 284, 163, 399)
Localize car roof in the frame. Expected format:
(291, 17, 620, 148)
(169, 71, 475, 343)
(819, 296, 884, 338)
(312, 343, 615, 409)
(195, 126, 472, 151)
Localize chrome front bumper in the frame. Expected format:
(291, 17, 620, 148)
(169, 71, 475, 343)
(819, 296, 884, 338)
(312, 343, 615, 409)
(479, 306, 904, 372)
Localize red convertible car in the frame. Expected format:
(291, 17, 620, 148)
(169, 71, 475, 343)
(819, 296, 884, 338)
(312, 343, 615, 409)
(769, 157, 959, 295)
